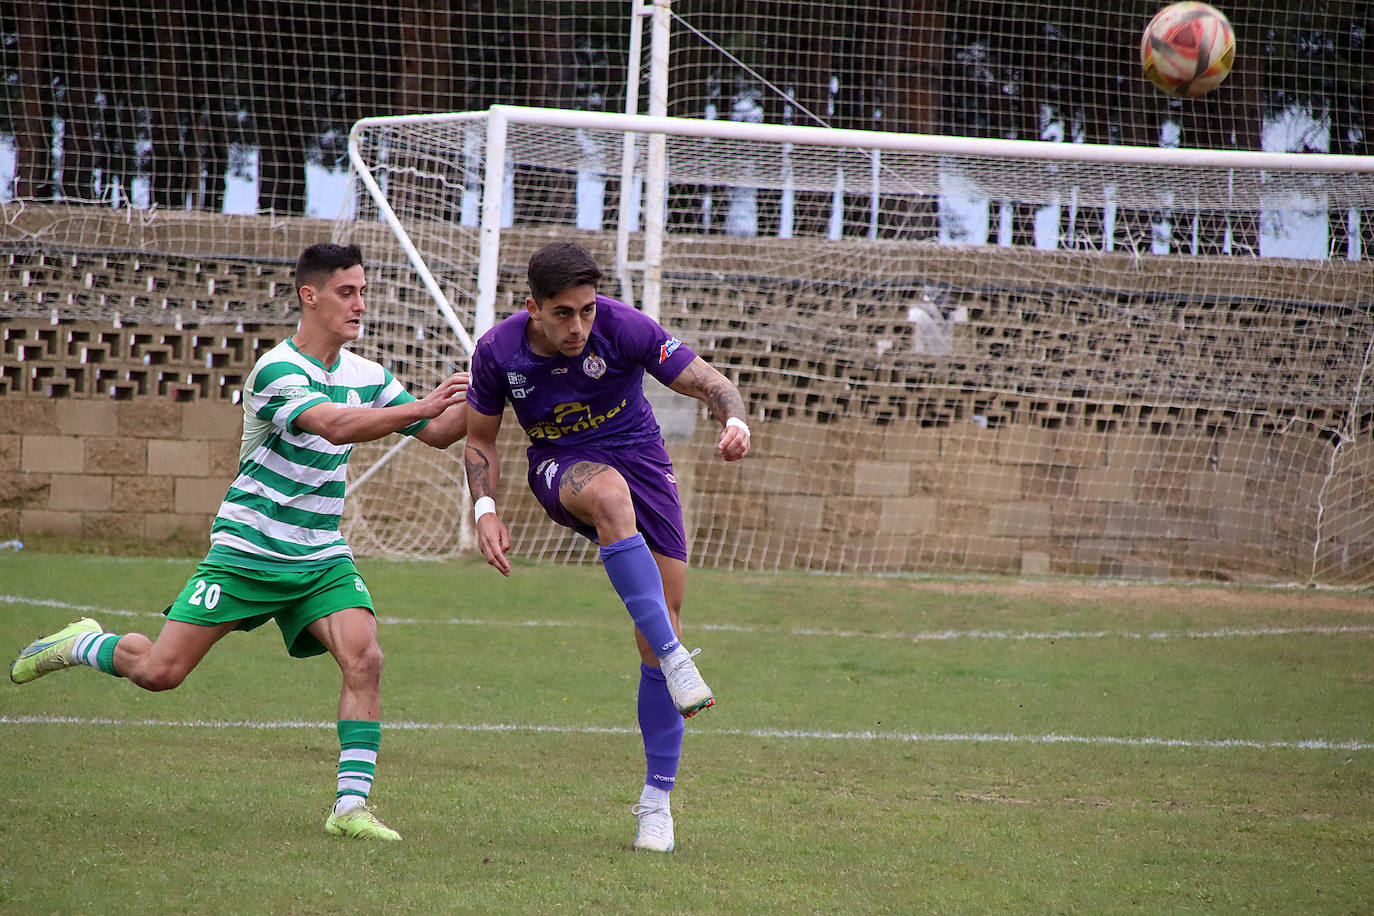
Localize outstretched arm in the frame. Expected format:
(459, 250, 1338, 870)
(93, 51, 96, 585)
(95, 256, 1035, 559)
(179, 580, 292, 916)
(464, 409, 512, 576)
(296, 372, 467, 445)
(415, 402, 469, 449)
(667, 355, 751, 461)
(415, 370, 472, 448)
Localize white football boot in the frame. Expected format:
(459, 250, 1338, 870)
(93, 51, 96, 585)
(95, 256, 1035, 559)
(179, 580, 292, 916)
(659, 646, 714, 717)
(631, 801, 676, 852)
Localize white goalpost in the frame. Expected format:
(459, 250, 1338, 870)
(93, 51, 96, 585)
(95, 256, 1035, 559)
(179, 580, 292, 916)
(341, 103, 1374, 586)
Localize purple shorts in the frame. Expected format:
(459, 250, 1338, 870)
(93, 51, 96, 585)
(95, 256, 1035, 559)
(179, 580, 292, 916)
(526, 441, 687, 561)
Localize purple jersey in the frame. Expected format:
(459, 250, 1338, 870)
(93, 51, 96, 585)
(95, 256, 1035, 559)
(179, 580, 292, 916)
(466, 294, 697, 448)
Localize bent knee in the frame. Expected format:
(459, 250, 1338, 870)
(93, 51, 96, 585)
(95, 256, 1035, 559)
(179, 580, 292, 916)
(340, 643, 384, 683)
(363, 645, 385, 679)
(587, 491, 638, 542)
(131, 662, 190, 692)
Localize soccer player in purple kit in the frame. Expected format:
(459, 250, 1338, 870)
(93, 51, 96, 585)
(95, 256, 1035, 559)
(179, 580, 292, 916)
(463, 241, 751, 853)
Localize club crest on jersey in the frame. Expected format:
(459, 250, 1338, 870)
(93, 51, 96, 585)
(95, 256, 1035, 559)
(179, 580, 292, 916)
(346, 390, 362, 406)
(659, 337, 682, 363)
(582, 351, 607, 379)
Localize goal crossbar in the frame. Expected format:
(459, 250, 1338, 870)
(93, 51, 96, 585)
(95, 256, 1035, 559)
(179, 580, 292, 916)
(354, 104, 1374, 174)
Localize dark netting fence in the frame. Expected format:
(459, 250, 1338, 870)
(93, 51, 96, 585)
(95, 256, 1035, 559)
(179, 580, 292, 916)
(1, 2, 1368, 217)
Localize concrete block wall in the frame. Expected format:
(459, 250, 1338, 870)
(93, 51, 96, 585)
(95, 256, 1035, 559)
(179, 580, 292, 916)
(1, 396, 241, 543)
(4, 212, 1373, 583)
(682, 411, 1339, 582)
(0, 373, 1358, 583)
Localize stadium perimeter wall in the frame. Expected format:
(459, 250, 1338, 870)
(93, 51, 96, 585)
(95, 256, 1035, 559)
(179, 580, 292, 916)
(2, 206, 1371, 584)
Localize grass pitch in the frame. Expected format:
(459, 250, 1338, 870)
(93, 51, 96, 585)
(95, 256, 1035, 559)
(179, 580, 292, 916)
(1, 550, 1371, 914)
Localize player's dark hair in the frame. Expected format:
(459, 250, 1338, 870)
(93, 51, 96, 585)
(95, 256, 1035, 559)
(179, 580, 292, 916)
(295, 243, 364, 303)
(528, 242, 603, 302)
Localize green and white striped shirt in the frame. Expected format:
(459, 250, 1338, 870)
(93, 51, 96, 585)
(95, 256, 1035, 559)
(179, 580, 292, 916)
(208, 339, 426, 570)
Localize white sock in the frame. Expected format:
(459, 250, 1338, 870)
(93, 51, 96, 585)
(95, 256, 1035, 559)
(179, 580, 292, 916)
(72, 631, 115, 668)
(639, 785, 671, 809)
(333, 795, 365, 815)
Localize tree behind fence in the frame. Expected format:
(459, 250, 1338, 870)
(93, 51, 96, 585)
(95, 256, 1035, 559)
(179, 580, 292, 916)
(2, 1, 1369, 222)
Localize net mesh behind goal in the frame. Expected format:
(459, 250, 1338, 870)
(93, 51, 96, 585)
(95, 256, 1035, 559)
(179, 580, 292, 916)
(345, 113, 1374, 585)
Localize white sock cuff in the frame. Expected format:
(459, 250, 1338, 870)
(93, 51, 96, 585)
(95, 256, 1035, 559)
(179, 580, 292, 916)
(75, 632, 115, 667)
(639, 785, 671, 806)
(333, 795, 366, 815)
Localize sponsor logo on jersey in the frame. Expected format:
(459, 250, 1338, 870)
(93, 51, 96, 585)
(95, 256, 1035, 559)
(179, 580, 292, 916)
(346, 389, 362, 406)
(280, 385, 313, 401)
(526, 398, 629, 441)
(507, 371, 527, 386)
(659, 337, 682, 363)
(512, 387, 530, 399)
(354, 577, 369, 594)
(582, 351, 607, 379)
(551, 367, 569, 375)
(664, 472, 677, 485)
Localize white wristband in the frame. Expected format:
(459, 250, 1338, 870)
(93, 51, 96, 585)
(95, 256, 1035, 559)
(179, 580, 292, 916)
(473, 496, 496, 523)
(726, 416, 750, 436)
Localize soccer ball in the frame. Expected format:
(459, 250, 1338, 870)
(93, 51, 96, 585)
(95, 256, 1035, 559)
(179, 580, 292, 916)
(1140, 2, 1236, 98)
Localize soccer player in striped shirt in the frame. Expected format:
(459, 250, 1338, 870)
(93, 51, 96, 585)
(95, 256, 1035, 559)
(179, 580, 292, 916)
(9, 243, 469, 841)
(464, 241, 751, 852)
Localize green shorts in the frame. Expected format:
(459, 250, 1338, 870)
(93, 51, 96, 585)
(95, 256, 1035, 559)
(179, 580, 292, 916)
(165, 559, 375, 658)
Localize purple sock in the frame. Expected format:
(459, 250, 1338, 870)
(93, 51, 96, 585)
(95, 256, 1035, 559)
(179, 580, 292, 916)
(600, 533, 681, 656)
(639, 663, 684, 790)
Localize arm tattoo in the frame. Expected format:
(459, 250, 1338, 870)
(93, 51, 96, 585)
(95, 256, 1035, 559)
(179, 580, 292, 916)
(464, 444, 496, 499)
(561, 461, 611, 496)
(702, 374, 746, 425)
(674, 358, 746, 425)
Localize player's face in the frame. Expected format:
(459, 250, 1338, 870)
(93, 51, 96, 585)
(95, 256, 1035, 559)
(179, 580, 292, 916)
(526, 284, 597, 357)
(302, 264, 367, 342)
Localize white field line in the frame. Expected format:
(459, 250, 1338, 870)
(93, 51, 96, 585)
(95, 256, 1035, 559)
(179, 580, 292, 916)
(3, 593, 1372, 643)
(701, 622, 1374, 641)
(0, 714, 1369, 752)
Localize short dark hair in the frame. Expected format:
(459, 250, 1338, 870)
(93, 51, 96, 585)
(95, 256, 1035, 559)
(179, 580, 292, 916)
(527, 242, 603, 302)
(295, 243, 364, 302)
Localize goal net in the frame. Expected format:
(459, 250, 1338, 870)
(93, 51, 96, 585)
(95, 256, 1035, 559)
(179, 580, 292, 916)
(343, 106, 1374, 586)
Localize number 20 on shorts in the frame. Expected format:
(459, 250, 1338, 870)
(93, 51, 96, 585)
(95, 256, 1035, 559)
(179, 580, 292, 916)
(188, 580, 222, 609)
